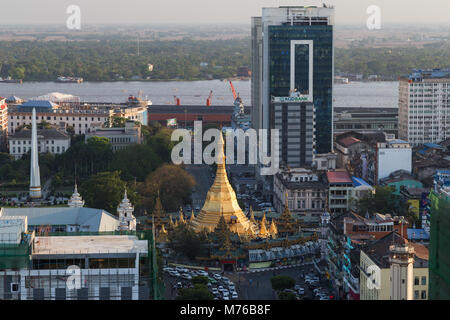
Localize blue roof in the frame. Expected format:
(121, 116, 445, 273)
(1, 207, 119, 232)
(423, 143, 444, 150)
(17, 100, 58, 112)
(388, 139, 409, 144)
(407, 228, 430, 241)
(351, 176, 372, 188)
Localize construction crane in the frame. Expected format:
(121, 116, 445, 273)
(206, 90, 213, 106)
(229, 81, 237, 101)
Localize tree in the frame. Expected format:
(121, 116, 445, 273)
(110, 144, 162, 181)
(278, 291, 297, 300)
(191, 276, 209, 286)
(111, 116, 126, 128)
(176, 285, 213, 300)
(79, 171, 138, 214)
(147, 127, 175, 162)
(168, 224, 208, 260)
(270, 275, 295, 291)
(139, 164, 196, 212)
(357, 186, 408, 216)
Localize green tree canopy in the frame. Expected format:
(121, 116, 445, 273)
(270, 275, 296, 291)
(139, 164, 195, 212)
(357, 186, 408, 216)
(79, 171, 138, 215)
(110, 144, 162, 181)
(176, 285, 213, 300)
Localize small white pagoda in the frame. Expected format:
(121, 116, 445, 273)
(117, 189, 136, 231)
(68, 183, 85, 208)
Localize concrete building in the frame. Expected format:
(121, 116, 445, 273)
(376, 139, 412, 183)
(359, 232, 429, 300)
(0, 97, 7, 149)
(272, 95, 315, 167)
(398, 69, 450, 146)
(326, 170, 354, 214)
(0, 223, 149, 300)
(313, 153, 337, 171)
(379, 170, 424, 196)
(85, 120, 142, 152)
(8, 101, 111, 135)
(334, 107, 398, 135)
(253, 5, 335, 156)
(8, 128, 71, 159)
(273, 167, 328, 220)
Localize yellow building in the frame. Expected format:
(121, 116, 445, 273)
(191, 134, 257, 236)
(359, 232, 429, 300)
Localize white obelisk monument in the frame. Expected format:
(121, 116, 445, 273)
(29, 108, 42, 198)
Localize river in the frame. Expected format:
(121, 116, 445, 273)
(0, 80, 399, 108)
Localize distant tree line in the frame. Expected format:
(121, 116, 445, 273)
(1, 39, 448, 81)
(0, 39, 250, 81)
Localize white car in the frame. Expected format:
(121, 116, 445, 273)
(231, 291, 238, 299)
(218, 286, 225, 292)
(229, 284, 235, 291)
(163, 267, 173, 273)
(222, 290, 229, 297)
(223, 296, 230, 300)
(169, 271, 180, 277)
(213, 274, 222, 280)
(181, 273, 192, 280)
(197, 270, 209, 277)
(297, 288, 305, 295)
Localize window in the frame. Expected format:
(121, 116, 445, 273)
(414, 277, 419, 285)
(421, 276, 426, 286)
(421, 291, 427, 299)
(10, 283, 20, 293)
(414, 290, 419, 300)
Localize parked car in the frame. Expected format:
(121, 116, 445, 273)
(181, 273, 192, 280)
(213, 274, 222, 280)
(169, 271, 180, 277)
(231, 291, 238, 299)
(196, 270, 209, 277)
(218, 286, 225, 292)
(297, 288, 305, 295)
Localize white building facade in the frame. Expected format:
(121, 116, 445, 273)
(8, 129, 71, 160)
(398, 69, 450, 145)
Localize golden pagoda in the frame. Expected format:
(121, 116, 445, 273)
(156, 224, 169, 242)
(191, 133, 256, 236)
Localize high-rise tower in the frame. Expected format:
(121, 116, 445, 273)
(29, 108, 42, 199)
(252, 5, 334, 161)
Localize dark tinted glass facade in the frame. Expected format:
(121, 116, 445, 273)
(268, 25, 333, 154)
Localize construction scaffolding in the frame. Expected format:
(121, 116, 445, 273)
(429, 192, 450, 300)
(0, 231, 164, 300)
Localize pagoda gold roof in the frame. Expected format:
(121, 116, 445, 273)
(191, 134, 256, 236)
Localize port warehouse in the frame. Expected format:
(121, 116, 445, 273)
(147, 104, 251, 127)
(0, 227, 163, 300)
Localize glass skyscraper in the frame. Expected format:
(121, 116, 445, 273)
(252, 6, 334, 159)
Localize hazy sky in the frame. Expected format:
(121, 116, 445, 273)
(2, 0, 450, 25)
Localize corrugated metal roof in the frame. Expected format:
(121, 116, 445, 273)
(0, 207, 119, 232)
(351, 176, 372, 188)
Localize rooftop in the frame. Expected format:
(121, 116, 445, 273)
(9, 129, 69, 140)
(0, 207, 119, 232)
(351, 176, 372, 188)
(33, 235, 147, 255)
(327, 170, 353, 184)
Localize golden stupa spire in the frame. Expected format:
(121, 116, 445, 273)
(190, 209, 195, 223)
(269, 219, 278, 237)
(179, 207, 185, 224)
(190, 133, 255, 236)
(161, 224, 167, 234)
(259, 213, 269, 238)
